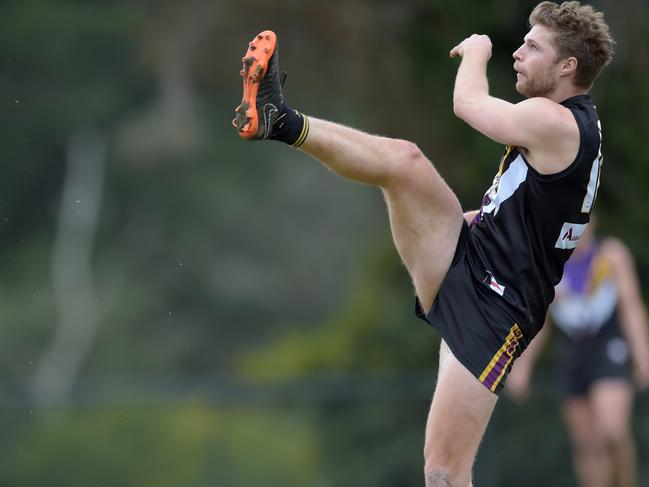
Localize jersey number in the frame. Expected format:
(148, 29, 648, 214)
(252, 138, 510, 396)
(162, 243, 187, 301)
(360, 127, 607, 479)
(581, 120, 603, 214)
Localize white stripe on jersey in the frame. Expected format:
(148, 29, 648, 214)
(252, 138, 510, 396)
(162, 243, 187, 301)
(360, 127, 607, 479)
(482, 155, 528, 216)
(581, 120, 603, 213)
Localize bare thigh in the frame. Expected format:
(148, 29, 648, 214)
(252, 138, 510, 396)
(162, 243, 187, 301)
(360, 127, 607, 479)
(424, 340, 498, 485)
(298, 120, 463, 310)
(590, 379, 633, 440)
(561, 397, 601, 448)
(382, 149, 463, 311)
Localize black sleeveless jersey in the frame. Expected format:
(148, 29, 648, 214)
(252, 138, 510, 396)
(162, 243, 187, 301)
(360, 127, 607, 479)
(467, 94, 603, 337)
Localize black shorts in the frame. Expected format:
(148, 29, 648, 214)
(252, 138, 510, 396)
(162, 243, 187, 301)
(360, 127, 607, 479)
(555, 321, 630, 398)
(416, 221, 529, 394)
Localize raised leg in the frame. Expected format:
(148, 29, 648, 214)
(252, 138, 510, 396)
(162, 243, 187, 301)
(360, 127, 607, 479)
(234, 31, 464, 309)
(299, 118, 463, 310)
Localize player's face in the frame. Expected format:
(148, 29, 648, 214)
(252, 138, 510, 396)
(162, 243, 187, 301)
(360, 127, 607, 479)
(512, 24, 562, 98)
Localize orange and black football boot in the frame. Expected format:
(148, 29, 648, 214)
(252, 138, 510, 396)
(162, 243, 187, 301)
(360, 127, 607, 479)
(233, 30, 285, 140)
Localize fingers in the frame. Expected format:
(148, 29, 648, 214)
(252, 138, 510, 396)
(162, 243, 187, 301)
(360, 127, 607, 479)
(450, 34, 492, 58)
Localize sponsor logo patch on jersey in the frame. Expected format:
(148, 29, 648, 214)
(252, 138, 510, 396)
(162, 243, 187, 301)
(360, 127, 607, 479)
(555, 222, 588, 250)
(489, 275, 506, 296)
(483, 270, 506, 296)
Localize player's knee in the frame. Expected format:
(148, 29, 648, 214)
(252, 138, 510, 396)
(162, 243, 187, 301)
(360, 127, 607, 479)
(601, 425, 632, 448)
(423, 466, 451, 487)
(393, 139, 427, 168)
(391, 138, 423, 159)
(424, 456, 468, 487)
(383, 139, 429, 181)
(572, 436, 604, 459)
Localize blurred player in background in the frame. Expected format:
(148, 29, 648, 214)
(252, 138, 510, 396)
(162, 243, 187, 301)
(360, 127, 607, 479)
(507, 219, 649, 487)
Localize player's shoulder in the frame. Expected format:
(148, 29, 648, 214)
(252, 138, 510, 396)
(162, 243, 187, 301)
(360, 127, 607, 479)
(514, 97, 576, 129)
(515, 96, 559, 111)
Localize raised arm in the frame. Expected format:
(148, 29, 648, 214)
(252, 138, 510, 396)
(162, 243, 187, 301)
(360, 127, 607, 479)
(449, 34, 580, 175)
(602, 238, 649, 389)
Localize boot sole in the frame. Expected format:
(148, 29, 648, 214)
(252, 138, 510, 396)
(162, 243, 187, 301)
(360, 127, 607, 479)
(233, 30, 277, 139)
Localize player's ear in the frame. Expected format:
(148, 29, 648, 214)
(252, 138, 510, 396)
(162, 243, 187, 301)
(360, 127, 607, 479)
(559, 56, 578, 77)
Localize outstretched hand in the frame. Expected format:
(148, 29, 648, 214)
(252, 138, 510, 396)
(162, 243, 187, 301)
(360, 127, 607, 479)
(450, 34, 493, 60)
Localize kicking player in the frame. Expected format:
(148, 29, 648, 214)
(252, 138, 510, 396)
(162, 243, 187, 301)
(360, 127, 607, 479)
(233, 2, 614, 485)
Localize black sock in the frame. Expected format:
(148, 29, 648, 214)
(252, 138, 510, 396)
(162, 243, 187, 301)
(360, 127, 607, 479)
(270, 104, 309, 147)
